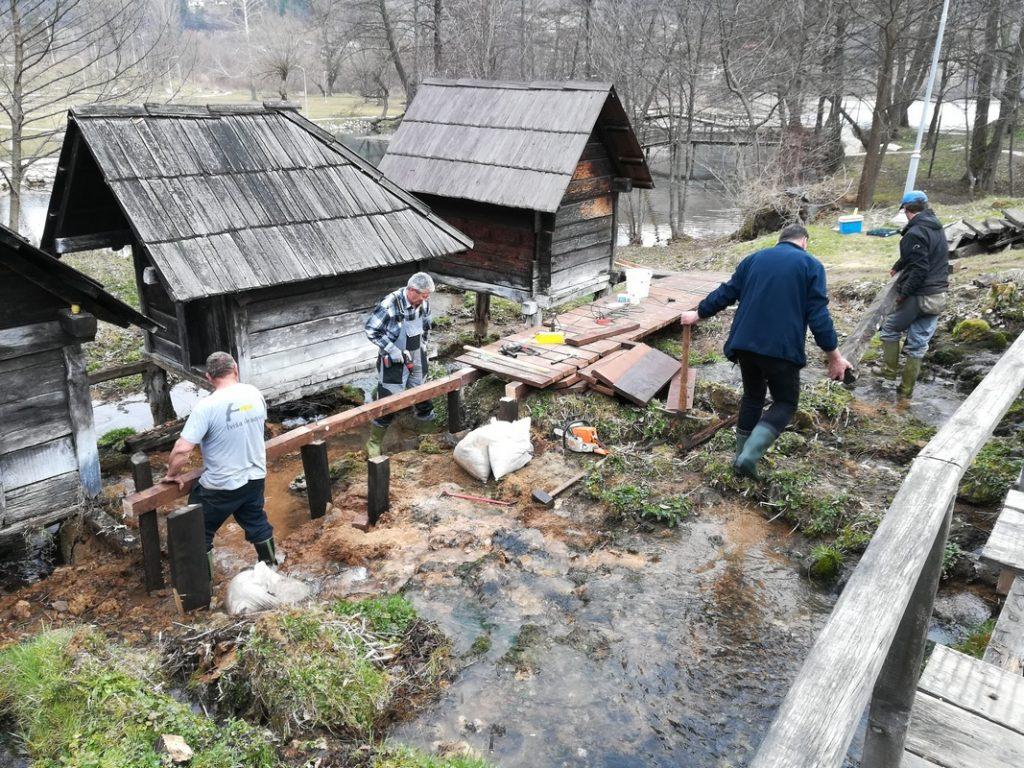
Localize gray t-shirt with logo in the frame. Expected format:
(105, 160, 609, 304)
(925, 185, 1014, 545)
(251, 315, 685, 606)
(181, 383, 267, 491)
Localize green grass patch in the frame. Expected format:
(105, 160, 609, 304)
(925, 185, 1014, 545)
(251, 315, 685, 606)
(960, 436, 1023, 506)
(332, 595, 418, 638)
(952, 619, 997, 659)
(0, 629, 277, 768)
(374, 744, 494, 768)
(807, 543, 843, 581)
(97, 426, 136, 452)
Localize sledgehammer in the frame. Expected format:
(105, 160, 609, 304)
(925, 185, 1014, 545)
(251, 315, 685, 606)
(531, 457, 607, 508)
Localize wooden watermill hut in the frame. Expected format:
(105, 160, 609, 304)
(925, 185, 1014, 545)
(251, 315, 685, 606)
(0, 224, 155, 538)
(379, 79, 653, 326)
(41, 101, 471, 406)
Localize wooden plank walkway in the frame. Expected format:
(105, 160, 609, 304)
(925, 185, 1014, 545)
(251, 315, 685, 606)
(981, 489, 1024, 593)
(456, 270, 729, 388)
(904, 644, 1024, 767)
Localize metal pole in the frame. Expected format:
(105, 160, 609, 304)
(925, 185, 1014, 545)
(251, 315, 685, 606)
(904, 0, 951, 195)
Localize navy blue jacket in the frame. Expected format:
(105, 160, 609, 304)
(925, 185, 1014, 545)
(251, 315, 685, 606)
(697, 241, 838, 367)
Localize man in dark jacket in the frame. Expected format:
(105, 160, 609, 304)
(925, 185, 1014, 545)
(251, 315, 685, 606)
(681, 224, 851, 477)
(880, 190, 949, 398)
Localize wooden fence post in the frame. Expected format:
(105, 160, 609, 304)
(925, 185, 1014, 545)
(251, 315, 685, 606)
(367, 456, 390, 527)
(166, 504, 211, 613)
(474, 292, 491, 338)
(143, 365, 175, 425)
(131, 452, 164, 592)
(447, 389, 463, 433)
(498, 396, 519, 422)
(300, 440, 331, 519)
(860, 500, 954, 767)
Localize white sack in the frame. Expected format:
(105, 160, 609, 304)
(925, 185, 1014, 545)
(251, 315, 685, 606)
(488, 417, 533, 479)
(225, 561, 312, 615)
(453, 417, 533, 482)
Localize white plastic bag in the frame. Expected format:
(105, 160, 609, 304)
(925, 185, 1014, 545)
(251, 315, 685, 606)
(453, 417, 533, 482)
(225, 561, 312, 615)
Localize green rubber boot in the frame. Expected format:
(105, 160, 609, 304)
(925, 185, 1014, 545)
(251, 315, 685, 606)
(365, 422, 388, 458)
(735, 428, 751, 461)
(733, 423, 779, 480)
(254, 537, 277, 567)
(899, 357, 923, 399)
(881, 340, 901, 380)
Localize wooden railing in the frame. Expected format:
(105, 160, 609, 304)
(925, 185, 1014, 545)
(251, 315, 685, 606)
(751, 330, 1024, 768)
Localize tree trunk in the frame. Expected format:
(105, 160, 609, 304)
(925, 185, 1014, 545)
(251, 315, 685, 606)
(977, 19, 1024, 191)
(966, 3, 1001, 186)
(856, 21, 899, 209)
(433, 0, 442, 72)
(379, 0, 413, 100)
(8, 0, 24, 232)
(925, 58, 950, 150)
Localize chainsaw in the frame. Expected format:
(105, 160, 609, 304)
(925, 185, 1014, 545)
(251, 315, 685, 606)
(554, 419, 609, 455)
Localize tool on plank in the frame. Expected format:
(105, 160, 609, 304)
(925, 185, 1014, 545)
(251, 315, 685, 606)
(440, 490, 514, 506)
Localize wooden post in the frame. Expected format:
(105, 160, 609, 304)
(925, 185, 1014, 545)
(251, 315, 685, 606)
(474, 292, 490, 338)
(62, 343, 101, 496)
(132, 452, 164, 592)
(143, 365, 175, 425)
(367, 456, 390, 527)
(166, 504, 211, 612)
(860, 499, 953, 768)
(447, 389, 463, 433)
(678, 324, 692, 412)
(300, 440, 331, 519)
(498, 396, 519, 422)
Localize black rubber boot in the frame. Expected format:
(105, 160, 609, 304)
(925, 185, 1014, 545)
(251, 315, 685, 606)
(254, 537, 277, 567)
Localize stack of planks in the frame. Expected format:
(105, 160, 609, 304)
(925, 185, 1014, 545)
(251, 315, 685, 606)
(946, 209, 1024, 258)
(456, 269, 727, 403)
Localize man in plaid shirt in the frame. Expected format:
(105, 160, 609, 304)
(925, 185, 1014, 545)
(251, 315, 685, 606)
(363, 272, 436, 456)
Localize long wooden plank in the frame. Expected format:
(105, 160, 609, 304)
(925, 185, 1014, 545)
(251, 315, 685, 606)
(901, 752, 944, 767)
(565, 321, 641, 346)
(905, 691, 1024, 767)
(981, 507, 1024, 571)
(751, 331, 1024, 768)
(984, 575, 1024, 674)
(918, 644, 1024, 734)
(592, 344, 647, 387)
(123, 368, 484, 516)
(839, 276, 899, 370)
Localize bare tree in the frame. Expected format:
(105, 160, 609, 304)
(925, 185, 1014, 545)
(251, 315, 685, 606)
(255, 14, 307, 100)
(308, 0, 354, 97)
(0, 0, 176, 232)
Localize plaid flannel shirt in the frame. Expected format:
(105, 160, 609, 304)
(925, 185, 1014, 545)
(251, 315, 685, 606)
(364, 287, 432, 359)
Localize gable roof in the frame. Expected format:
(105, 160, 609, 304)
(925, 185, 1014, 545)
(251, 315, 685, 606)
(0, 224, 156, 330)
(42, 102, 473, 302)
(379, 79, 653, 213)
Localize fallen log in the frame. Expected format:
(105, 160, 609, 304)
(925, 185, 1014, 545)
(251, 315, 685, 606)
(838, 276, 899, 381)
(123, 419, 185, 453)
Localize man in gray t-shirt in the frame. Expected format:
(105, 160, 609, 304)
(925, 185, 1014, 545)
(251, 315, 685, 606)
(165, 351, 275, 573)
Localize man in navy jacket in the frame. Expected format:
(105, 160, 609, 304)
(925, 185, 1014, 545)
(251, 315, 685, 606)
(682, 224, 851, 477)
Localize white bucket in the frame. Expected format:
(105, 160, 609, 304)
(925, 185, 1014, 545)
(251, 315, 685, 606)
(624, 267, 653, 303)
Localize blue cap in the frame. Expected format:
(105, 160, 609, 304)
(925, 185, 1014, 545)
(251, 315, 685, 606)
(900, 190, 928, 206)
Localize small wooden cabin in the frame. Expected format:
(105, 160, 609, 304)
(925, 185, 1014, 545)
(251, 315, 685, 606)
(0, 224, 155, 538)
(41, 102, 471, 404)
(379, 79, 653, 316)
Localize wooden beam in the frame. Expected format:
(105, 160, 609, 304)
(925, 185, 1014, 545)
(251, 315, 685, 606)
(53, 229, 132, 255)
(123, 368, 485, 516)
(678, 324, 692, 412)
(984, 575, 1024, 673)
(88, 360, 154, 385)
(132, 452, 164, 593)
(300, 440, 331, 520)
(367, 456, 390, 527)
(838, 276, 899, 377)
(498, 396, 519, 422)
(447, 389, 463, 433)
(505, 381, 529, 400)
(62, 344, 100, 496)
(166, 504, 211, 613)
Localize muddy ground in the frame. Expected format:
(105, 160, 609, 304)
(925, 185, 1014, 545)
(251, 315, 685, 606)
(3, 235, 1024, 766)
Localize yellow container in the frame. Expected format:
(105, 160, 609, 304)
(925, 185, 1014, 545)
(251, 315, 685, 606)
(534, 331, 566, 345)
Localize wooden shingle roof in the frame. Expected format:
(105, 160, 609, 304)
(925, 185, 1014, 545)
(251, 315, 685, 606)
(43, 102, 472, 302)
(380, 79, 653, 213)
(0, 224, 156, 330)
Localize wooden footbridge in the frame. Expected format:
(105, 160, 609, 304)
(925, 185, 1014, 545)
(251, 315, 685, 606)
(751, 331, 1024, 768)
(641, 111, 783, 150)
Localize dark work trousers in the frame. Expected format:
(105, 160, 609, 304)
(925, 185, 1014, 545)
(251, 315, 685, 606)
(188, 478, 272, 551)
(735, 351, 801, 436)
(373, 344, 433, 428)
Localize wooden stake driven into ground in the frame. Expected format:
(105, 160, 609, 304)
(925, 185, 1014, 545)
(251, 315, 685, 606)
(132, 452, 164, 592)
(678, 325, 692, 412)
(300, 441, 331, 520)
(123, 368, 484, 517)
(166, 504, 210, 613)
